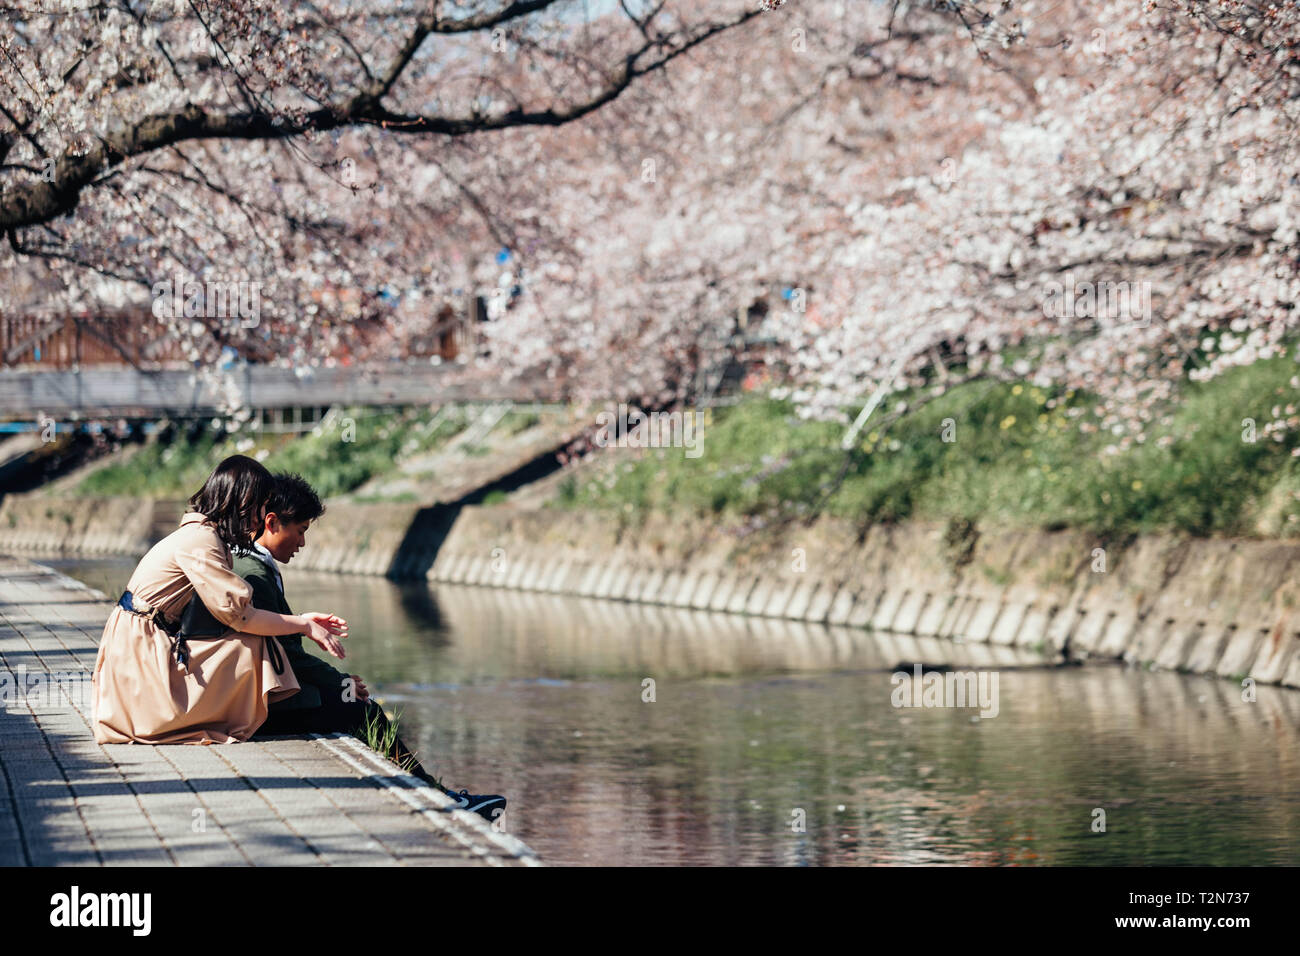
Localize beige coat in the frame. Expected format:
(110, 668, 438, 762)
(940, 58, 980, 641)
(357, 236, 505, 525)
(91, 512, 300, 744)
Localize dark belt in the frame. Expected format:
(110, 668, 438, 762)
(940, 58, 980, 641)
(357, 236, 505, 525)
(119, 590, 285, 677)
(118, 589, 190, 670)
(177, 594, 285, 676)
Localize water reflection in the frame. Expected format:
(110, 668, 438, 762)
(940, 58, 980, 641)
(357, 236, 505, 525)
(50, 558, 1300, 866)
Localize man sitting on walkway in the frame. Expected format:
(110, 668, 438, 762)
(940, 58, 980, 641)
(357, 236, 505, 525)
(180, 472, 506, 822)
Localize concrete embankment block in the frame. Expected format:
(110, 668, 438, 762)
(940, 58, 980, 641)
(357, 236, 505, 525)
(1216, 626, 1267, 678)
(964, 596, 1004, 643)
(891, 591, 928, 635)
(697, 571, 726, 608)
(591, 562, 617, 598)
(448, 553, 472, 584)
(847, 589, 880, 628)
(1184, 624, 1230, 674)
(989, 601, 1029, 645)
(1249, 628, 1300, 684)
(648, 569, 675, 605)
(1124, 613, 1170, 665)
(761, 579, 797, 618)
(1096, 604, 1141, 659)
(564, 556, 595, 595)
(428, 549, 452, 581)
(869, 588, 906, 631)
(1070, 602, 1113, 656)
(545, 559, 576, 594)
(540, 558, 570, 593)
(605, 564, 634, 601)
(555, 561, 586, 595)
(469, 555, 494, 586)
(671, 570, 700, 607)
(454, 556, 480, 587)
(1014, 603, 1057, 648)
(370, 548, 394, 575)
(804, 582, 836, 623)
(639, 568, 667, 605)
(517, 559, 544, 591)
(737, 574, 773, 613)
(707, 573, 740, 611)
(1045, 598, 1083, 654)
(826, 586, 855, 626)
(948, 594, 982, 638)
(914, 593, 951, 637)
(936, 594, 970, 639)
(1281, 650, 1300, 689)
(504, 555, 528, 589)
(622, 564, 649, 602)
(1153, 620, 1203, 671)
(784, 580, 817, 619)
(575, 562, 602, 597)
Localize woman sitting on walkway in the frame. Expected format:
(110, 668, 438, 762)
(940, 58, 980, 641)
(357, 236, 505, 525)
(91, 455, 348, 744)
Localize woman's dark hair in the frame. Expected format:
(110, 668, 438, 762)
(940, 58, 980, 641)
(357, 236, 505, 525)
(189, 455, 274, 551)
(265, 472, 325, 525)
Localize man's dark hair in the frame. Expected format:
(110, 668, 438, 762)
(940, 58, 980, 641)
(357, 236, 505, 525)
(265, 472, 325, 525)
(189, 455, 274, 552)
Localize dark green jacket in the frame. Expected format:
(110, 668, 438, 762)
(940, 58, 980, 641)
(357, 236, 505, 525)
(231, 549, 349, 712)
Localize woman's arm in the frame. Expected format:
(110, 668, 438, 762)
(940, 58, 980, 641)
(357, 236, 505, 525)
(173, 537, 348, 658)
(241, 608, 348, 659)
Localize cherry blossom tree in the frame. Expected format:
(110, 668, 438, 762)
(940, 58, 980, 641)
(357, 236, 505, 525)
(8, 0, 1290, 457)
(486, 0, 1300, 455)
(0, 0, 782, 380)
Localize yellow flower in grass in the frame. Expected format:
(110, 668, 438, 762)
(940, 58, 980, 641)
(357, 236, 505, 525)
(1012, 385, 1023, 395)
(1131, 480, 1143, 491)
(1000, 415, 1017, 430)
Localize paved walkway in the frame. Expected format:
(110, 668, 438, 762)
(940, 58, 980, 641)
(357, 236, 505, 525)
(0, 557, 539, 866)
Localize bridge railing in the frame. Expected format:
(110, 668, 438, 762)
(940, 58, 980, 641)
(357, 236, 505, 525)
(0, 362, 549, 420)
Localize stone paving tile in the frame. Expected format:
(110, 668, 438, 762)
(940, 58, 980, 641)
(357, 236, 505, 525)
(0, 556, 539, 867)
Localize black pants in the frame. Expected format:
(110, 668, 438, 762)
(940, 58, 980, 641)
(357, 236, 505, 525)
(254, 696, 440, 789)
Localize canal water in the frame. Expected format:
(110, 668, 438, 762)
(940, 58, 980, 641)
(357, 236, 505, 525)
(53, 557, 1300, 866)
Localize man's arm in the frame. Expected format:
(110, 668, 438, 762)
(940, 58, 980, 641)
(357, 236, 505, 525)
(241, 564, 289, 620)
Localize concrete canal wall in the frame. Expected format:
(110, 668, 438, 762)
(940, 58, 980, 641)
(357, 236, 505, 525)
(0, 494, 182, 556)
(425, 505, 1300, 689)
(4, 490, 1300, 688)
(0, 491, 445, 575)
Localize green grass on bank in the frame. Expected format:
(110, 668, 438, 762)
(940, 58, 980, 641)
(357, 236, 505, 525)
(77, 406, 471, 500)
(557, 354, 1300, 540)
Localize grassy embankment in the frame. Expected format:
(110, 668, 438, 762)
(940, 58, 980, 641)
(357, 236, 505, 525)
(76, 405, 539, 502)
(68, 356, 1300, 539)
(555, 353, 1300, 541)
